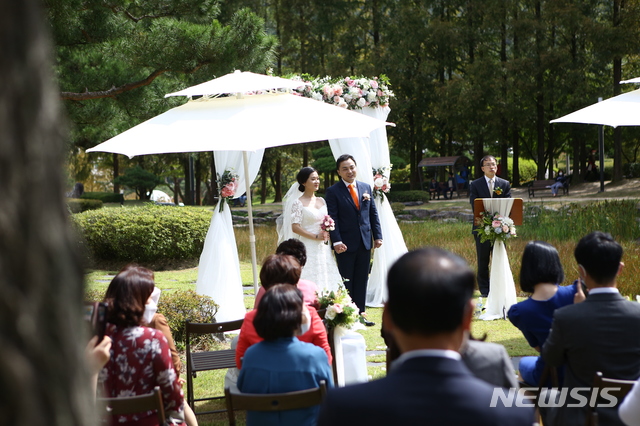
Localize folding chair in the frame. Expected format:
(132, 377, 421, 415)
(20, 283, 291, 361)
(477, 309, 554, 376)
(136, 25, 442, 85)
(185, 319, 244, 416)
(224, 381, 327, 426)
(587, 371, 635, 426)
(97, 386, 165, 425)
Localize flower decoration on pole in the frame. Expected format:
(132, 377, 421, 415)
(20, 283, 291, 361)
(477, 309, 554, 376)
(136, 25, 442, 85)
(320, 215, 335, 245)
(317, 282, 361, 329)
(372, 165, 392, 202)
(216, 169, 239, 212)
(293, 75, 394, 110)
(474, 211, 517, 245)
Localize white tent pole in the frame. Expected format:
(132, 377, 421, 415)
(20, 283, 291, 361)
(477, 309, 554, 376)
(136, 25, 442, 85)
(243, 150, 259, 293)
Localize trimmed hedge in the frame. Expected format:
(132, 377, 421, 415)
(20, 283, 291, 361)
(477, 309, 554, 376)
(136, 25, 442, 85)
(81, 192, 124, 203)
(68, 198, 103, 213)
(386, 190, 431, 203)
(72, 204, 213, 262)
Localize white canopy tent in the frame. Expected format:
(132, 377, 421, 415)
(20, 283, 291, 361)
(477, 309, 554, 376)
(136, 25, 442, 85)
(87, 71, 393, 322)
(550, 88, 640, 128)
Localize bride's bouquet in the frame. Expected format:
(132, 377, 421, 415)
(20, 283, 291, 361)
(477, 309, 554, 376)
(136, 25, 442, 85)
(320, 215, 335, 245)
(474, 211, 517, 245)
(317, 283, 360, 329)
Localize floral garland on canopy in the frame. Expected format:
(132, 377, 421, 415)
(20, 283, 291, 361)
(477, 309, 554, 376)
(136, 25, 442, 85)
(291, 75, 394, 111)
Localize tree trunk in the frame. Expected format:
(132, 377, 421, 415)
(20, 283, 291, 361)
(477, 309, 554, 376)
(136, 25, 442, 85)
(0, 1, 95, 424)
(260, 162, 268, 204)
(273, 157, 283, 202)
(195, 156, 201, 206)
(612, 0, 623, 182)
(113, 153, 120, 193)
(209, 153, 217, 205)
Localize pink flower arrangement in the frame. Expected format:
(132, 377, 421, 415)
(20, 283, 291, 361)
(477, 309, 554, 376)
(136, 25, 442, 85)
(320, 215, 335, 245)
(372, 165, 392, 201)
(216, 169, 239, 212)
(294, 75, 394, 110)
(475, 211, 517, 245)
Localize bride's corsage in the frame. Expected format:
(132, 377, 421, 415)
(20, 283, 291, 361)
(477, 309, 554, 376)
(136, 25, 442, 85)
(320, 215, 335, 245)
(362, 192, 371, 202)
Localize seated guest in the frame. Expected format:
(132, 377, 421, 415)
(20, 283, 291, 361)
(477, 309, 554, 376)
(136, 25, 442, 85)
(318, 247, 534, 425)
(236, 254, 331, 368)
(620, 379, 640, 426)
(428, 178, 441, 199)
(543, 232, 640, 426)
(507, 241, 582, 386)
(550, 170, 567, 196)
(238, 284, 333, 426)
(443, 172, 456, 199)
(460, 336, 518, 389)
(254, 238, 318, 308)
(99, 265, 184, 426)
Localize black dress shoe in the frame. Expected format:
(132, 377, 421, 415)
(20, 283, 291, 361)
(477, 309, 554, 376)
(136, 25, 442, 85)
(361, 318, 376, 327)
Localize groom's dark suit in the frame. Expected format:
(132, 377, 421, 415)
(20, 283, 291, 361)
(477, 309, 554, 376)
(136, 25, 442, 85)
(542, 291, 640, 426)
(469, 175, 511, 296)
(325, 180, 382, 312)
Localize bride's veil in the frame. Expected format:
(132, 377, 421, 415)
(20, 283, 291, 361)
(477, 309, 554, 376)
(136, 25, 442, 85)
(276, 182, 303, 244)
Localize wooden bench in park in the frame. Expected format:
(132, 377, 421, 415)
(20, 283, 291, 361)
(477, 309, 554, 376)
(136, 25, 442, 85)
(527, 179, 569, 198)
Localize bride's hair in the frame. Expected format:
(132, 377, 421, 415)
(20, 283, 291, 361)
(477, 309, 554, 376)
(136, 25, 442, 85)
(296, 167, 317, 192)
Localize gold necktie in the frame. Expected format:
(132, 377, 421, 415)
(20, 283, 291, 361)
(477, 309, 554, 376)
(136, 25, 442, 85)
(349, 184, 360, 209)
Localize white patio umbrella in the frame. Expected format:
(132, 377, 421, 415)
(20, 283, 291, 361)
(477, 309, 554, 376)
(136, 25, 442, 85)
(550, 88, 640, 128)
(88, 74, 393, 321)
(164, 70, 306, 98)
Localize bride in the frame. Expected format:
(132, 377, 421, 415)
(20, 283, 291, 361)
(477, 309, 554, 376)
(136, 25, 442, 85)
(278, 167, 343, 294)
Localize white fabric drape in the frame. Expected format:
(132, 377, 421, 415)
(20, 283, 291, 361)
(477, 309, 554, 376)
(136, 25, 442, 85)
(196, 149, 264, 323)
(479, 198, 518, 321)
(329, 106, 408, 307)
(332, 326, 368, 387)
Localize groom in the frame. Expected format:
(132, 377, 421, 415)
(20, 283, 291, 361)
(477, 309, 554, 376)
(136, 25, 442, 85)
(326, 154, 382, 326)
(469, 155, 511, 297)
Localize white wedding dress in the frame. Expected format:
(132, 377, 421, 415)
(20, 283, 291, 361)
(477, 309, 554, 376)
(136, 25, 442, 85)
(290, 197, 342, 294)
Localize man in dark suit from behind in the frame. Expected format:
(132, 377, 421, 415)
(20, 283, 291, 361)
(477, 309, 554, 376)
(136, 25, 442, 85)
(317, 247, 534, 426)
(542, 232, 640, 426)
(469, 155, 512, 296)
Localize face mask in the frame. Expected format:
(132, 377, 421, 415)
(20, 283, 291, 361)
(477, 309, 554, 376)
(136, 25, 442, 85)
(143, 287, 161, 325)
(298, 308, 311, 335)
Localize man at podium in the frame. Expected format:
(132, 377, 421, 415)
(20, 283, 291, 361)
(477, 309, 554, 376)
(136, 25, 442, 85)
(469, 155, 511, 297)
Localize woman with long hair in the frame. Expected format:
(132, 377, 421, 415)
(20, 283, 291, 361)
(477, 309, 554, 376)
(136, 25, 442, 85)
(277, 166, 343, 294)
(99, 265, 184, 426)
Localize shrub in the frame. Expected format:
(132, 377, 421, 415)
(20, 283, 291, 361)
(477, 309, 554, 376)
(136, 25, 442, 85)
(72, 204, 213, 262)
(158, 290, 219, 351)
(81, 192, 123, 203)
(624, 163, 640, 178)
(84, 288, 219, 351)
(386, 190, 431, 203)
(390, 202, 406, 214)
(68, 198, 103, 213)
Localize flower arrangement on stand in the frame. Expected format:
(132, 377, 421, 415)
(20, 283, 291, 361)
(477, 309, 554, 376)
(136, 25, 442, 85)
(320, 215, 335, 245)
(474, 211, 517, 245)
(216, 169, 239, 212)
(317, 283, 361, 329)
(372, 165, 392, 201)
(293, 75, 394, 111)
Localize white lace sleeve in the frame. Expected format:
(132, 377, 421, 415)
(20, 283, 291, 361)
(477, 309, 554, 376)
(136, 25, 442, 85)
(291, 199, 303, 224)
